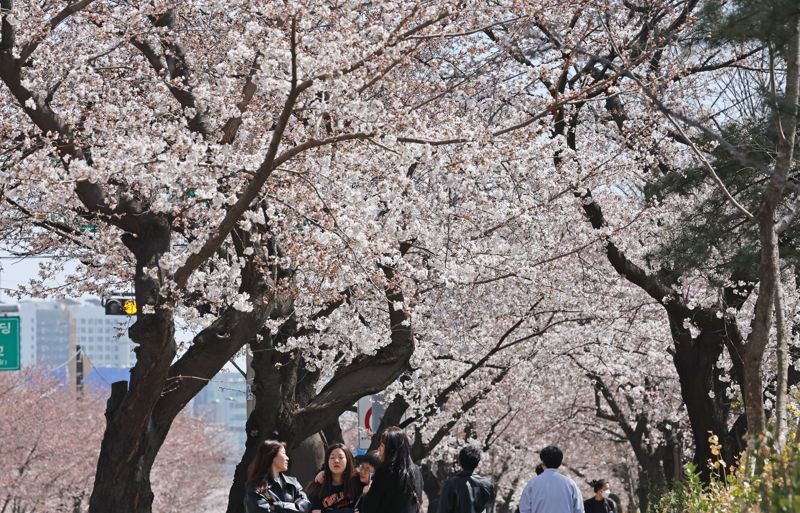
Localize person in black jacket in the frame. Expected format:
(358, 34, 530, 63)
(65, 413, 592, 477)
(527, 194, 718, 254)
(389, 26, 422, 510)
(245, 439, 312, 513)
(438, 445, 495, 513)
(583, 479, 616, 513)
(357, 426, 424, 513)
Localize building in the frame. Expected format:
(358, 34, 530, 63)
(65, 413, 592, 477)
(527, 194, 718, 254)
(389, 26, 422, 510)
(7, 298, 249, 471)
(12, 299, 135, 369)
(193, 371, 248, 443)
(192, 370, 248, 467)
(72, 300, 135, 368)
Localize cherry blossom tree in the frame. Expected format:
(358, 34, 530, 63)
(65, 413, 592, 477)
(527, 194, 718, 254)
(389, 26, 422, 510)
(0, 367, 226, 513)
(6, 2, 799, 513)
(0, 1, 524, 511)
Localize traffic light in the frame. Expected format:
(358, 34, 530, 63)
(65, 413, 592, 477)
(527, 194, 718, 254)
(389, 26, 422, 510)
(104, 298, 137, 316)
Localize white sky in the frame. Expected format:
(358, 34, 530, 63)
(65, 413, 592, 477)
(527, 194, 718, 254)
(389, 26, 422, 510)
(0, 253, 245, 369)
(0, 255, 85, 302)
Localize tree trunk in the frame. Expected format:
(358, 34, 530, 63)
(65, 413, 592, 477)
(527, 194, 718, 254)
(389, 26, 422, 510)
(775, 273, 792, 447)
(742, 8, 800, 438)
(88, 220, 176, 513)
(582, 190, 746, 480)
(667, 314, 734, 479)
(421, 462, 446, 513)
(226, 257, 417, 513)
(89, 223, 278, 513)
(743, 219, 780, 436)
(773, 14, 800, 447)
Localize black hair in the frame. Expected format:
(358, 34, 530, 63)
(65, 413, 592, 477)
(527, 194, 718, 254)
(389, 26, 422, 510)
(380, 426, 417, 497)
(357, 450, 381, 468)
(534, 463, 544, 475)
(320, 443, 359, 500)
(590, 479, 608, 493)
(247, 440, 288, 496)
(458, 445, 481, 471)
(539, 446, 563, 469)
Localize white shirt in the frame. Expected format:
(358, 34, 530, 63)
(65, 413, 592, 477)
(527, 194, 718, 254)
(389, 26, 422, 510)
(519, 469, 584, 513)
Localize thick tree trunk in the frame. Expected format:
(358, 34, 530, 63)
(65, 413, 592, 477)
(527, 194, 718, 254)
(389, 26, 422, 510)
(89, 412, 169, 512)
(668, 314, 735, 479)
(226, 259, 416, 513)
(421, 462, 446, 513)
(89, 223, 277, 513)
(88, 219, 176, 513)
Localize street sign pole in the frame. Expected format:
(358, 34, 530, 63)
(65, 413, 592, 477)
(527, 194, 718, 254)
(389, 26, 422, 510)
(0, 316, 21, 371)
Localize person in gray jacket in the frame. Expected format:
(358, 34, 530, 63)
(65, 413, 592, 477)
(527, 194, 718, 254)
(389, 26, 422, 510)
(438, 445, 495, 513)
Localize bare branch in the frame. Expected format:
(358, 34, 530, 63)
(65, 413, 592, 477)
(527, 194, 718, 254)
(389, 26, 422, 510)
(19, 0, 95, 63)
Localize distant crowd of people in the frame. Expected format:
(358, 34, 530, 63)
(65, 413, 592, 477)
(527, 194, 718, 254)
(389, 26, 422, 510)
(244, 426, 615, 513)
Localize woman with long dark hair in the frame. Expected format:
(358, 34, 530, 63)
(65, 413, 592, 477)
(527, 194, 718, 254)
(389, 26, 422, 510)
(307, 443, 361, 513)
(245, 440, 312, 513)
(357, 426, 423, 513)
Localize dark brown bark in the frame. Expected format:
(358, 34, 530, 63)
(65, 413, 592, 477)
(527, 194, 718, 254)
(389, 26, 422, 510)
(421, 462, 449, 513)
(88, 224, 280, 512)
(225, 246, 417, 513)
(581, 189, 746, 481)
(87, 216, 175, 512)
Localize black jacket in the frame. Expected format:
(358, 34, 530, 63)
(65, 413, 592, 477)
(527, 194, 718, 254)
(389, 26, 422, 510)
(358, 464, 424, 513)
(584, 497, 616, 513)
(437, 470, 495, 513)
(244, 473, 312, 513)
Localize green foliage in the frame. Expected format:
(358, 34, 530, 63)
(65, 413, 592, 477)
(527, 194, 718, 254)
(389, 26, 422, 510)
(642, 122, 800, 285)
(698, 0, 798, 52)
(653, 431, 800, 513)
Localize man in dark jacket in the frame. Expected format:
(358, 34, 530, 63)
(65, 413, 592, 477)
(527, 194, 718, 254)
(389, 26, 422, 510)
(438, 445, 495, 513)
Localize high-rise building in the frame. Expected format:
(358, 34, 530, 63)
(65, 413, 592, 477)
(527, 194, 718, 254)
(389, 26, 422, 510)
(192, 371, 248, 455)
(12, 299, 134, 369)
(72, 300, 135, 368)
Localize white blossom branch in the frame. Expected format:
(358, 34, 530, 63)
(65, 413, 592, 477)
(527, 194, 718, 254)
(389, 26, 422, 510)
(19, 0, 95, 63)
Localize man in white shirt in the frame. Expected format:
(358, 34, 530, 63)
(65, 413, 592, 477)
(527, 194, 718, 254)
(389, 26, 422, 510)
(519, 446, 584, 513)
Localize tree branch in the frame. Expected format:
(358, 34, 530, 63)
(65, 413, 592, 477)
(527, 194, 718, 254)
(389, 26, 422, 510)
(19, 0, 95, 63)
(172, 71, 314, 288)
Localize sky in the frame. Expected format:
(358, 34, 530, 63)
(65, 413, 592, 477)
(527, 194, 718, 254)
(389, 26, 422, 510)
(0, 255, 80, 302)
(0, 253, 246, 369)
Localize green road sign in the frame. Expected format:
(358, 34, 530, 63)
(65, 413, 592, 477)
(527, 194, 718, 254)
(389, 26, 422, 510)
(0, 316, 20, 371)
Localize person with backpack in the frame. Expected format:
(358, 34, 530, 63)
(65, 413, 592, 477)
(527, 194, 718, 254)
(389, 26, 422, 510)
(357, 426, 424, 513)
(437, 445, 495, 513)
